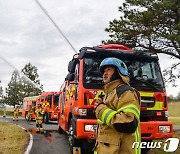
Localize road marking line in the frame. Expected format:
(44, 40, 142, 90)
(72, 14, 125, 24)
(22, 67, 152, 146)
(24, 133, 33, 154)
(16, 125, 33, 154)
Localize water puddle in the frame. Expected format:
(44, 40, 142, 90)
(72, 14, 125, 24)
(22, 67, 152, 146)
(28, 129, 58, 143)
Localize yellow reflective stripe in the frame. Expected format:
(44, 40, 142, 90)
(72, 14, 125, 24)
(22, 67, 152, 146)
(89, 99, 93, 105)
(97, 119, 103, 124)
(123, 108, 140, 121)
(72, 84, 76, 91)
(140, 92, 154, 97)
(36, 117, 43, 120)
(104, 110, 117, 126)
(95, 91, 105, 99)
(117, 104, 140, 115)
(147, 101, 163, 110)
(135, 127, 141, 154)
(88, 91, 104, 105)
(69, 91, 72, 97)
(101, 109, 111, 122)
(94, 150, 98, 154)
(101, 109, 117, 125)
(117, 104, 140, 120)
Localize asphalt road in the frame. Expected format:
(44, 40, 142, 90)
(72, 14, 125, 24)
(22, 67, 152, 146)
(0, 116, 71, 154)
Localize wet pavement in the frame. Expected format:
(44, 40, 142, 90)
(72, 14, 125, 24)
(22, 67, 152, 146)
(0, 116, 71, 154)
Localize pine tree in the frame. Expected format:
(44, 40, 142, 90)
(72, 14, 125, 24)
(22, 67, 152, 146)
(5, 70, 22, 107)
(103, 0, 180, 84)
(21, 62, 43, 97)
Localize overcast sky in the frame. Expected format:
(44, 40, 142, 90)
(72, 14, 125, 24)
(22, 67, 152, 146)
(0, 0, 179, 97)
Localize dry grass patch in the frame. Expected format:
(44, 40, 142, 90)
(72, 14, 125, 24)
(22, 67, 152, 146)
(0, 122, 29, 154)
(168, 102, 180, 126)
(168, 102, 180, 117)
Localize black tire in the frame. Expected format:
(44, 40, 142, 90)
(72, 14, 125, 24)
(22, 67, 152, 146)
(68, 119, 82, 153)
(44, 112, 49, 124)
(58, 125, 65, 134)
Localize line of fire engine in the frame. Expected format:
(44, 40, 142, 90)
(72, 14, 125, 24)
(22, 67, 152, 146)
(22, 91, 60, 123)
(57, 44, 173, 153)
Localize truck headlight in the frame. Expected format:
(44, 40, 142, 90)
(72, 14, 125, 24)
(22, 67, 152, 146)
(159, 126, 170, 133)
(85, 124, 97, 132)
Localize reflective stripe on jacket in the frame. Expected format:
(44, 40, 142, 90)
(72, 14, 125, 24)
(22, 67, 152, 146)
(35, 108, 44, 120)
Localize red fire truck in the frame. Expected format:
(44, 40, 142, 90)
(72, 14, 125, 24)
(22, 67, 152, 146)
(58, 44, 173, 152)
(22, 96, 39, 120)
(22, 92, 60, 123)
(38, 91, 60, 124)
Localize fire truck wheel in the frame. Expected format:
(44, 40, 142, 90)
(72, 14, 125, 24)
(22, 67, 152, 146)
(58, 126, 65, 134)
(44, 112, 49, 124)
(68, 119, 82, 152)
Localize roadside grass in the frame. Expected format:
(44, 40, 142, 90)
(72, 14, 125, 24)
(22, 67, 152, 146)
(0, 108, 22, 117)
(0, 122, 29, 154)
(168, 117, 180, 126)
(168, 102, 180, 126)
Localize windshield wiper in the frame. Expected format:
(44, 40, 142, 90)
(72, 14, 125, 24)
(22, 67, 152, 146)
(130, 78, 159, 91)
(146, 79, 162, 86)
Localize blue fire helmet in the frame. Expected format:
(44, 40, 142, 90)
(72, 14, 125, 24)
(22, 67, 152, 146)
(99, 57, 128, 76)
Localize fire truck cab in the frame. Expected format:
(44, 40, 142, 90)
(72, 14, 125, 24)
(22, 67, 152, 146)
(58, 44, 173, 152)
(22, 96, 39, 120)
(39, 91, 60, 124)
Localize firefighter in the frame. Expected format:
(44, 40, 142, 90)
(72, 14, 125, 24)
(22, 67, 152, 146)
(94, 57, 141, 154)
(3, 107, 6, 118)
(27, 105, 33, 121)
(13, 106, 19, 121)
(35, 104, 45, 133)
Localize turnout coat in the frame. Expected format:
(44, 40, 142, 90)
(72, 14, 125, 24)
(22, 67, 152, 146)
(94, 79, 141, 154)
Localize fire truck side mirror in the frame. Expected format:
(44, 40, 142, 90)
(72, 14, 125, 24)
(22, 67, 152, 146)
(68, 59, 77, 73)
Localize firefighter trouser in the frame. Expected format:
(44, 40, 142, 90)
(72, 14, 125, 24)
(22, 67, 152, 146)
(36, 119, 44, 132)
(27, 113, 32, 121)
(13, 112, 19, 121)
(94, 143, 120, 154)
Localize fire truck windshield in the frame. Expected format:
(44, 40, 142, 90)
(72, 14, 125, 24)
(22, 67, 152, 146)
(54, 94, 59, 106)
(83, 58, 164, 91)
(83, 58, 103, 87)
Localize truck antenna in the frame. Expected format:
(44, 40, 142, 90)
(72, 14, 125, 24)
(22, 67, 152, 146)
(35, 0, 77, 53)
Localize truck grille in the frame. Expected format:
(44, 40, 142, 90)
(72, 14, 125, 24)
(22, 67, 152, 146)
(141, 96, 155, 108)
